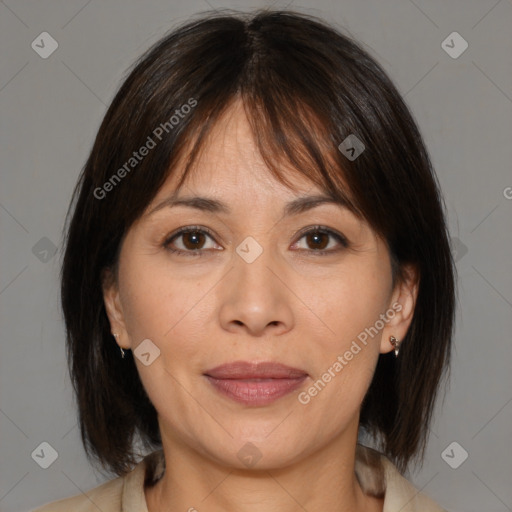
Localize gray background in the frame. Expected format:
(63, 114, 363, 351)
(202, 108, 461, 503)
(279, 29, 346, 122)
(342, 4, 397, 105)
(1, 1, 511, 511)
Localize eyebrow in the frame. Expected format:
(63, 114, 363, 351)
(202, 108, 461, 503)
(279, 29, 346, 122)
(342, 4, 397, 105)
(146, 192, 349, 218)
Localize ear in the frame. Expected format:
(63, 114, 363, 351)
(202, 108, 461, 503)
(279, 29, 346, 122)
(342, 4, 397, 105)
(102, 267, 130, 350)
(380, 263, 419, 355)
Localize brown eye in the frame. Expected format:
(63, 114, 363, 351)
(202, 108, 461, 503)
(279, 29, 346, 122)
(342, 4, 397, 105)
(293, 226, 349, 254)
(305, 231, 329, 250)
(180, 231, 206, 250)
(163, 226, 220, 257)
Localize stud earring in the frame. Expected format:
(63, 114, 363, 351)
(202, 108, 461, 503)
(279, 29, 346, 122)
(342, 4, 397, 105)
(113, 333, 125, 358)
(389, 336, 401, 357)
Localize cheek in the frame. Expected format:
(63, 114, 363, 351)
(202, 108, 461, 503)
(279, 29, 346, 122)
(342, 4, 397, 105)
(300, 259, 391, 411)
(118, 252, 179, 338)
(310, 263, 391, 350)
(300, 295, 385, 431)
(119, 252, 212, 362)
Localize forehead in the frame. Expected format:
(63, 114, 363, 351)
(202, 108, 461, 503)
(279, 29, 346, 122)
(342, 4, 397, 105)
(154, 98, 321, 201)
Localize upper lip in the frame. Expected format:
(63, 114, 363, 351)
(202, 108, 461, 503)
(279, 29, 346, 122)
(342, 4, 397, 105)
(204, 361, 308, 379)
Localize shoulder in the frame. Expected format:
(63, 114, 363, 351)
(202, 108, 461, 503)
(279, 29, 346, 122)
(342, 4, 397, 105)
(31, 475, 124, 512)
(32, 450, 164, 512)
(356, 444, 447, 512)
(380, 456, 446, 511)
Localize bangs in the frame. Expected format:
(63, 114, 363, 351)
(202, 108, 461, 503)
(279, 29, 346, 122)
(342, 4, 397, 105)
(164, 88, 363, 226)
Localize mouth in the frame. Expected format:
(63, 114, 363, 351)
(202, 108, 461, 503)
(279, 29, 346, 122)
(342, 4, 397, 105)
(203, 361, 308, 406)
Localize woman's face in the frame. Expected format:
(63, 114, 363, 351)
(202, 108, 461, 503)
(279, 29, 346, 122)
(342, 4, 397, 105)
(104, 99, 417, 469)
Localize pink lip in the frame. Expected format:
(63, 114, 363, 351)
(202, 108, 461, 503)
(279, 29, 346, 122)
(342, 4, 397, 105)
(204, 361, 308, 406)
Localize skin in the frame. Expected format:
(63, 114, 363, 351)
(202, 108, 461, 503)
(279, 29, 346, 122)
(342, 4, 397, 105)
(103, 98, 418, 512)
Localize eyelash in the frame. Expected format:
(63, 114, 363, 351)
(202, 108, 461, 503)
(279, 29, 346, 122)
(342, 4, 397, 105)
(162, 225, 349, 258)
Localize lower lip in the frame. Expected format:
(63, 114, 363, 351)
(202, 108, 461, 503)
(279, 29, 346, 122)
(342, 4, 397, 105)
(204, 375, 307, 406)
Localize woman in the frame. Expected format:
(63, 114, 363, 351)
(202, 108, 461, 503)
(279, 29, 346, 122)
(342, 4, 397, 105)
(34, 9, 455, 512)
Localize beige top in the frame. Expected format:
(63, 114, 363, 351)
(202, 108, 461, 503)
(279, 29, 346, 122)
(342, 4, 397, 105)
(33, 445, 446, 512)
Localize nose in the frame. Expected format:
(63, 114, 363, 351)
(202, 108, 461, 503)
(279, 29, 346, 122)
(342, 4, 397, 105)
(218, 246, 294, 337)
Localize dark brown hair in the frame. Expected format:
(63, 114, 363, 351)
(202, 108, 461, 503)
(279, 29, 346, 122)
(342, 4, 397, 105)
(60, 8, 456, 476)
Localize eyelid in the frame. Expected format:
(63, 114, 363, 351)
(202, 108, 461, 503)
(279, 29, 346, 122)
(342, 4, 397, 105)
(294, 225, 348, 243)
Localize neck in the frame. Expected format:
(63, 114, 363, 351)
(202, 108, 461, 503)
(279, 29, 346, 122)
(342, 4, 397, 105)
(145, 422, 383, 512)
